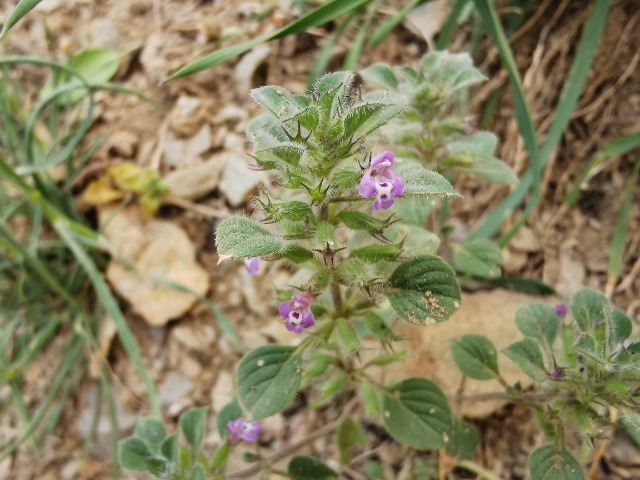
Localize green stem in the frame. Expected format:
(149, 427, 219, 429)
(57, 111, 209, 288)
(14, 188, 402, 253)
(332, 282, 344, 317)
(329, 196, 368, 203)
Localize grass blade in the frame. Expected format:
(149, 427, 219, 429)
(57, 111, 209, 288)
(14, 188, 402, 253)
(565, 131, 640, 207)
(470, 0, 610, 242)
(0, 0, 42, 36)
(166, 0, 370, 81)
(607, 158, 640, 290)
(436, 0, 470, 50)
(343, 0, 382, 71)
(367, 0, 430, 49)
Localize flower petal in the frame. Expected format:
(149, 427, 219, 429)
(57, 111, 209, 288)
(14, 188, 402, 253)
(279, 301, 292, 319)
(300, 309, 315, 328)
(370, 150, 395, 169)
(358, 170, 377, 198)
(387, 171, 405, 196)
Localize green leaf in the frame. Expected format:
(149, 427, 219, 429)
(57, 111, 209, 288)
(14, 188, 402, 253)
(447, 132, 517, 184)
(351, 243, 403, 263)
(160, 434, 178, 463)
(396, 164, 462, 198)
(386, 256, 461, 325)
(503, 338, 547, 381)
(382, 378, 452, 450)
(216, 398, 243, 439)
(394, 196, 434, 226)
(1, 0, 42, 36)
(364, 311, 402, 344)
(335, 318, 360, 354)
(180, 407, 208, 451)
(344, 91, 406, 138)
(446, 417, 480, 460)
(279, 245, 314, 263)
(360, 378, 381, 416)
(237, 345, 303, 419)
(189, 464, 206, 480)
(134, 417, 167, 454)
(420, 51, 487, 96)
(119, 437, 152, 472)
(515, 303, 561, 346)
(210, 440, 231, 470)
(216, 217, 283, 258)
(338, 210, 390, 234)
(453, 239, 501, 277)
(610, 309, 632, 345)
(250, 86, 306, 118)
(570, 287, 610, 332)
(288, 455, 338, 480)
(359, 63, 398, 89)
(337, 416, 367, 464)
(450, 335, 500, 380)
(384, 223, 440, 258)
(528, 445, 584, 480)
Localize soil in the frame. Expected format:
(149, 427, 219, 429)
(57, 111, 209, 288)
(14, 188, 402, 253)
(1, 0, 639, 479)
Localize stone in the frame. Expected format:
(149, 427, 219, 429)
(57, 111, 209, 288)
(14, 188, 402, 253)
(234, 44, 271, 98)
(102, 206, 210, 326)
(218, 152, 263, 207)
(168, 95, 205, 136)
(210, 371, 234, 412)
(510, 225, 541, 252)
(171, 319, 217, 353)
(163, 154, 226, 200)
(384, 289, 557, 418)
(159, 372, 193, 407)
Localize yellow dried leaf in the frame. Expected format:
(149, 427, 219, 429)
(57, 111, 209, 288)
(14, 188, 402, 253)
(82, 178, 124, 205)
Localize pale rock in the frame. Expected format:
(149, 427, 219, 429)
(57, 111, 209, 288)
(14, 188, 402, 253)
(404, 0, 451, 45)
(171, 319, 217, 353)
(106, 131, 138, 158)
(90, 18, 120, 49)
(385, 289, 557, 418)
(139, 32, 167, 82)
(76, 384, 140, 442)
(180, 356, 203, 379)
(163, 154, 226, 200)
(211, 371, 234, 412)
(102, 206, 209, 326)
(185, 123, 213, 159)
(223, 132, 245, 151)
(215, 105, 248, 124)
(163, 124, 212, 168)
(555, 248, 585, 299)
(502, 248, 529, 274)
(234, 44, 272, 98)
(169, 95, 205, 136)
(510, 225, 541, 252)
(219, 152, 263, 206)
(159, 372, 193, 407)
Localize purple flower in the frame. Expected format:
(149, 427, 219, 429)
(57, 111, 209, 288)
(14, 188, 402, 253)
(243, 257, 260, 274)
(549, 369, 563, 381)
(279, 293, 315, 333)
(227, 417, 261, 445)
(359, 150, 405, 210)
(554, 303, 568, 319)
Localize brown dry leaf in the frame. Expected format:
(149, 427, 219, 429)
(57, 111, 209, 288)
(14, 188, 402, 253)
(162, 154, 226, 200)
(382, 289, 557, 418)
(101, 206, 209, 326)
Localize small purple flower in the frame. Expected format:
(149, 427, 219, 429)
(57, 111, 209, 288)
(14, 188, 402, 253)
(279, 293, 315, 333)
(227, 417, 261, 445)
(554, 303, 568, 319)
(243, 257, 260, 274)
(359, 150, 405, 210)
(549, 369, 563, 381)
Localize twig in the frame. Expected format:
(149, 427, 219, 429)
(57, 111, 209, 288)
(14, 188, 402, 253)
(458, 460, 505, 480)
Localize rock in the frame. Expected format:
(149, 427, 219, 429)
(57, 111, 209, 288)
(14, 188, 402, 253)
(171, 318, 217, 353)
(218, 152, 263, 206)
(102, 206, 209, 326)
(384, 289, 557, 418)
(163, 124, 212, 168)
(163, 154, 226, 200)
(234, 44, 271, 98)
(140, 32, 167, 83)
(89, 18, 120, 49)
(105, 131, 138, 158)
(510, 225, 541, 252)
(210, 371, 234, 412)
(215, 105, 248, 124)
(404, 0, 451, 45)
(169, 95, 205, 137)
(159, 372, 193, 407)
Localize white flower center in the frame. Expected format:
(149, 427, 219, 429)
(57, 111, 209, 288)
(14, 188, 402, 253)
(289, 311, 302, 326)
(375, 180, 393, 201)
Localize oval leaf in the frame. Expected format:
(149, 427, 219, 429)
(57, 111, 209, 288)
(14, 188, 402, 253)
(570, 287, 610, 332)
(397, 164, 462, 198)
(503, 338, 547, 382)
(180, 407, 208, 451)
(382, 378, 452, 450)
(450, 334, 499, 380)
(446, 417, 480, 460)
(386, 256, 461, 325)
(237, 345, 303, 419)
(515, 303, 560, 346)
(453, 239, 501, 277)
(529, 445, 584, 480)
(216, 217, 283, 258)
(288, 455, 338, 480)
(134, 417, 167, 454)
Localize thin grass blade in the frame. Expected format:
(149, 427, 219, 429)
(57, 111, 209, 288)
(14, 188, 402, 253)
(166, 0, 370, 81)
(367, 0, 430, 49)
(0, 0, 42, 36)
